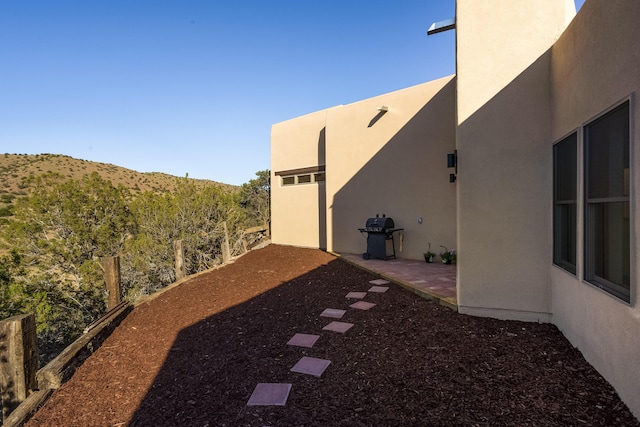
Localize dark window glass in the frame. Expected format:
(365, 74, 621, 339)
(297, 174, 311, 183)
(586, 105, 629, 200)
(282, 176, 295, 186)
(584, 101, 630, 302)
(553, 133, 577, 273)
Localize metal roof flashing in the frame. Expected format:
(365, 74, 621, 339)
(427, 18, 456, 35)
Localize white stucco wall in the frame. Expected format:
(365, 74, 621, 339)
(550, 0, 640, 418)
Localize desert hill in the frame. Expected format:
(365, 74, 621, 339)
(0, 153, 236, 198)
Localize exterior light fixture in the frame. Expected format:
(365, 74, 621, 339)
(447, 150, 457, 183)
(447, 153, 456, 168)
(377, 106, 389, 112)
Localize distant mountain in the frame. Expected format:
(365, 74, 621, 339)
(0, 153, 236, 197)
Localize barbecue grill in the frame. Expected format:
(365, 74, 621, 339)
(358, 215, 404, 260)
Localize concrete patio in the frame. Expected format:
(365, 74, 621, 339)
(337, 253, 457, 310)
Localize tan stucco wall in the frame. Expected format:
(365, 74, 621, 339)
(271, 77, 456, 259)
(271, 0, 639, 417)
(455, 0, 576, 321)
(549, 0, 640, 418)
(455, 0, 575, 125)
(326, 77, 457, 259)
(271, 109, 330, 248)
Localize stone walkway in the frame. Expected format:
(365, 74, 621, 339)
(339, 253, 457, 310)
(246, 279, 390, 409)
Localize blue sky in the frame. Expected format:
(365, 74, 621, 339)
(1, 0, 585, 186)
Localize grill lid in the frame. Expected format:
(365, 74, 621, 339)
(365, 216, 395, 231)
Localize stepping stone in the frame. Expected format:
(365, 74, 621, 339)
(346, 291, 367, 299)
(291, 356, 331, 377)
(247, 383, 292, 406)
(369, 279, 390, 285)
(368, 285, 389, 293)
(322, 321, 354, 333)
(320, 308, 346, 319)
(350, 301, 376, 310)
(286, 333, 320, 348)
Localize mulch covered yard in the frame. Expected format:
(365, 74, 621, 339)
(25, 245, 638, 426)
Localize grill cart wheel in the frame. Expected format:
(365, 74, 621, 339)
(362, 252, 371, 260)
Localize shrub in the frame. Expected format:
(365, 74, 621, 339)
(0, 206, 13, 216)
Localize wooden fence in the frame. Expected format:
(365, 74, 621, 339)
(0, 223, 268, 425)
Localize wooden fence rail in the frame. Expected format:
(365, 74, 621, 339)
(0, 225, 269, 423)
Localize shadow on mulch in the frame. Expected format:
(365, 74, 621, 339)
(23, 245, 639, 427)
(127, 255, 637, 426)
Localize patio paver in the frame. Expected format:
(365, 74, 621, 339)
(322, 321, 354, 333)
(368, 286, 389, 293)
(247, 383, 292, 406)
(340, 253, 457, 310)
(320, 308, 347, 319)
(345, 291, 367, 299)
(290, 356, 331, 377)
(286, 333, 320, 348)
(349, 301, 376, 310)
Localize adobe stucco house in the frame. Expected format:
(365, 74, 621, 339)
(271, 0, 639, 418)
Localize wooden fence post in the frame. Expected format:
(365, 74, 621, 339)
(0, 314, 39, 422)
(174, 240, 185, 280)
(103, 256, 121, 311)
(222, 222, 231, 264)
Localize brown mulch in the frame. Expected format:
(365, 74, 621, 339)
(25, 245, 638, 426)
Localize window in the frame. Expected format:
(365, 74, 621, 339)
(297, 174, 311, 184)
(275, 166, 326, 186)
(584, 101, 630, 302)
(553, 132, 577, 274)
(282, 176, 295, 186)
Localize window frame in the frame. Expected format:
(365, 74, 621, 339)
(297, 174, 312, 184)
(275, 165, 326, 187)
(553, 132, 578, 275)
(281, 176, 295, 186)
(583, 100, 631, 303)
